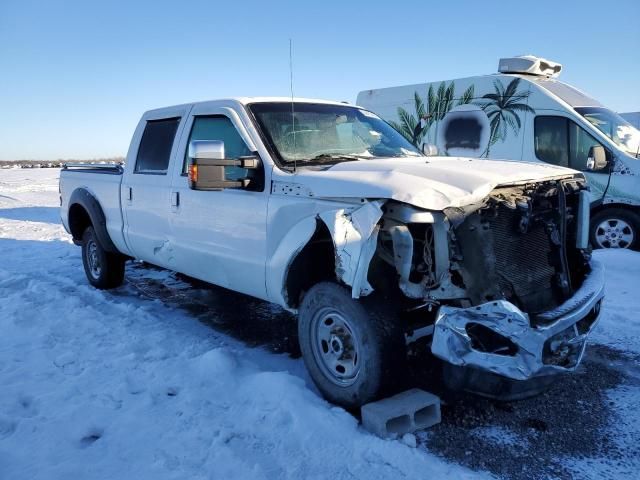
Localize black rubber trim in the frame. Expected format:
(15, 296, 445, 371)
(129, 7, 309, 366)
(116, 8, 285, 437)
(68, 188, 119, 253)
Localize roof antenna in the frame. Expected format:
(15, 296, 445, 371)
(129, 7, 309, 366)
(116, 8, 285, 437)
(289, 38, 297, 173)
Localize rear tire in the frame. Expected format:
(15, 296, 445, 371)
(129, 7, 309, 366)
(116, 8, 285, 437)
(590, 208, 640, 250)
(81, 226, 125, 289)
(298, 282, 406, 409)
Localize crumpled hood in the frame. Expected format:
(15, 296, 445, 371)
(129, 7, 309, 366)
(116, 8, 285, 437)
(274, 157, 580, 211)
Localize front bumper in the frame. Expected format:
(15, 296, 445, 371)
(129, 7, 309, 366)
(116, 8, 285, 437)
(431, 260, 605, 381)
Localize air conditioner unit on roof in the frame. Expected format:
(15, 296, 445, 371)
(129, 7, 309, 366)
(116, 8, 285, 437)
(498, 55, 562, 78)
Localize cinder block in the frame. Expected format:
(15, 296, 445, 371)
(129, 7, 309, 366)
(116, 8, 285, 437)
(361, 388, 441, 438)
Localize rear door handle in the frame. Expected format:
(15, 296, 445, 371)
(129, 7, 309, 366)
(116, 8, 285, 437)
(171, 191, 180, 207)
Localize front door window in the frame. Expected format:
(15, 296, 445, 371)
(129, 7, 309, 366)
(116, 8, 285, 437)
(534, 116, 609, 171)
(183, 116, 252, 181)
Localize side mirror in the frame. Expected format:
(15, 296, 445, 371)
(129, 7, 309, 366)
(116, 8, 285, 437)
(586, 145, 608, 171)
(188, 140, 259, 190)
(422, 143, 438, 156)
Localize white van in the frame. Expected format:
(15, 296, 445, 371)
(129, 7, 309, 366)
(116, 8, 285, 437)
(621, 112, 640, 129)
(357, 56, 640, 249)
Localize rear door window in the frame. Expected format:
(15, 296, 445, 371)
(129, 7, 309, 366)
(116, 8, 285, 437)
(135, 118, 181, 174)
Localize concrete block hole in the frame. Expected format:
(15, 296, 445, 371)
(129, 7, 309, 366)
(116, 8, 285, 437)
(386, 414, 412, 434)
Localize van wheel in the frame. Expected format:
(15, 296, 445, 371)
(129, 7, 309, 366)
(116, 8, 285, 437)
(590, 208, 640, 250)
(81, 226, 125, 289)
(298, 282, 406, 409)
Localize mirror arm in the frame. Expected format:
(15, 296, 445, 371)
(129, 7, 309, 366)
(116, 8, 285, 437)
(205, 157, 259, 169)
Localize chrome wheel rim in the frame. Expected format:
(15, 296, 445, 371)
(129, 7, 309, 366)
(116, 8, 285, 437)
(310, 308, 361, 387)
(595, 218, 634, 249)
(86, 239, 102, 278)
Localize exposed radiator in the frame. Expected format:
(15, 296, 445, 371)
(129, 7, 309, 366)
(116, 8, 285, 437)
(488, 206, 557, 313)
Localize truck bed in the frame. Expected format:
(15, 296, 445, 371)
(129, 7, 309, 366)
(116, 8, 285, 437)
(59, 163, 129, 255)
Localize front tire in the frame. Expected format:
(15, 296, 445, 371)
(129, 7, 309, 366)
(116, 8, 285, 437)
(298, 282, 406, 409)
(590, 208, 640, 250)
(81, 226, 125, 289)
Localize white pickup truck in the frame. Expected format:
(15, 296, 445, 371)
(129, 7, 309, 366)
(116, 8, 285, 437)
(60, 97, 605, 407)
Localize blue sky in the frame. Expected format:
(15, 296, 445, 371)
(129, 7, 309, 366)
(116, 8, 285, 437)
(1, 0, 638, 160)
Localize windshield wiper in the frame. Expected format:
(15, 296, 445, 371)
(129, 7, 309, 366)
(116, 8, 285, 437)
(302, 153, 365, 166)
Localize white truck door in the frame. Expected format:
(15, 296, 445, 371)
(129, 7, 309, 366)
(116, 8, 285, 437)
(531, 114, 610, 202)
(168, 106, 269, 300)
(122, 106, 190, 266)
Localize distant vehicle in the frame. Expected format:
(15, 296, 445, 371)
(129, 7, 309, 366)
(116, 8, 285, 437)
(358, 56, 640, 250)
(60, 98, 604, 406)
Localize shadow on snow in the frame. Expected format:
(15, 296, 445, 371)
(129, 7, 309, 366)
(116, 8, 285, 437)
(0, 206, 61, 224)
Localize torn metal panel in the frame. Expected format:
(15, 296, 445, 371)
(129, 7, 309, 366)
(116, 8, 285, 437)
(319, 200, 385, 298)
(351, 225, 380, 298)
(431, 261, 605, 380)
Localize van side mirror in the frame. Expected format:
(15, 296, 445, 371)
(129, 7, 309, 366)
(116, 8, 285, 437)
(422, 143, 438, 156)
(188, 140, 259, 191)
(586, 145, 608, 171)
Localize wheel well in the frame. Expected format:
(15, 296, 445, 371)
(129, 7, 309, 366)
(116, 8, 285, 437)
(285, 221, 336, 308)
(591, 203, 640, 217)
(68, 203, 92, 241)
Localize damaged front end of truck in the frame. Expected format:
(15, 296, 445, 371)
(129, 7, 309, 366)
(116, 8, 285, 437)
(360, 176, 604, 397)
(272, 168, 604, 398)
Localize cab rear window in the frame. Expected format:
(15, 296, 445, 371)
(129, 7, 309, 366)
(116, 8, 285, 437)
(135, 118, 180, 173)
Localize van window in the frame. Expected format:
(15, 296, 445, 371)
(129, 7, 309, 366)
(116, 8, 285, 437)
(184, 116, 252, 180)
(569, 122, 605, 171)
(135, 118, 180, 174)
(534, 117, 568, 167)
(534, 116, 607, 171)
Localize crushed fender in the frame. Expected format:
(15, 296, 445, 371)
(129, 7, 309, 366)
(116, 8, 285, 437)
(319, 200, 385, 298)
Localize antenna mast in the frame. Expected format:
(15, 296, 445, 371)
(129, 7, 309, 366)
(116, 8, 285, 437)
(289, 38, 296, 173)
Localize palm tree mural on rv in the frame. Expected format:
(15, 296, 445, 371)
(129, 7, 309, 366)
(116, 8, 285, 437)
(388, 81, 475, 147)
(474, 78, 535, 157)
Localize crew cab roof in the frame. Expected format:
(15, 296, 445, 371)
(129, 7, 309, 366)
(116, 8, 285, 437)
(143, 97, 352, 117)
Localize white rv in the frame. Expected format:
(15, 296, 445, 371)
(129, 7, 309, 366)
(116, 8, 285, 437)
(357, 56, 640, 249)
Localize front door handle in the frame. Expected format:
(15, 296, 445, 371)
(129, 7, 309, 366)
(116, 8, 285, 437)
(171, 191, 180, 207)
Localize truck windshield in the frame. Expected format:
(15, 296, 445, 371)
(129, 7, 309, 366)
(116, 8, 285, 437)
(249, 102, 422, 166)
(575, 107, 640, 157)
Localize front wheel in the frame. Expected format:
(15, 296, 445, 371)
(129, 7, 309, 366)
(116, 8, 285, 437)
(590, 208, 640, 250)
(81, 226, 125, 289)
(298, 282, 406, 409)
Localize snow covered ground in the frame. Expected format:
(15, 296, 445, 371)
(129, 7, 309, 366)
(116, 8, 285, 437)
(0, 168, 482, 479)
(1, 168, 639, 479)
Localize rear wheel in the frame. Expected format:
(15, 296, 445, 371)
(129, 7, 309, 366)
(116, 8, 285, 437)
(81, 226, 125, 289)
(298, 282, 406, 409)
(590, 208, 640, 250)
